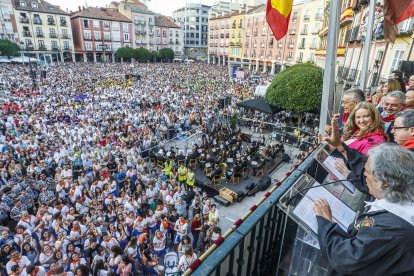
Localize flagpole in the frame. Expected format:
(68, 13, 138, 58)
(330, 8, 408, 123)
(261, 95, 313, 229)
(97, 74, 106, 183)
(359, 0, 376, 91)
(319, 0, 341, 133)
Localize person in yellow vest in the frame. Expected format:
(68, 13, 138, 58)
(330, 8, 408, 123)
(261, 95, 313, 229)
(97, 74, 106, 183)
(164, 160, 173, 178)
(186, 169, 195, 191)
(178, 163, 187, 187)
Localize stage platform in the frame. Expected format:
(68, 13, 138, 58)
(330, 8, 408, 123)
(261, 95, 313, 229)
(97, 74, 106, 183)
(194, 155, 284, 202)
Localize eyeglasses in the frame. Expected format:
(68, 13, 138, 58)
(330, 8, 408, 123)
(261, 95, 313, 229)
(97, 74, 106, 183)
(392, 125, 414, 130)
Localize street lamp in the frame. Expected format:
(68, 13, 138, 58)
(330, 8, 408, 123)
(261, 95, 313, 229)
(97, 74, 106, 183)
(19, 41, 37, 91)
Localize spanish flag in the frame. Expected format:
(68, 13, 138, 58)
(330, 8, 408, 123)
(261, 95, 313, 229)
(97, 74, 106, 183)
(266, 0, 294, 40)
(384, 0, 414, 43)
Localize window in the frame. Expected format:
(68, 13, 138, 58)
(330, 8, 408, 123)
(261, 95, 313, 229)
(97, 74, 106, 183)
(113, 42, 121, 50)
(32, 2, 37, 8)
(84, 31, 91, 40)
(63, 41, 69, 49)
(93, 20, 100, 30)
(104, 32, 110, 41)
(38, 40, 44, 47)
(62, 29, 68, 35)
(112, 32, 120, 41)
(47, 15, 54, 23)
(85, 42, 93, 50)
(20, 1, 26, 7)
(94, 31, 101, 40)
(36, 27, 42, 35)
(124, 43, 130, 47)
(83, 20, 89, 28)
(112, 22, 120, 31)
(124, 33, 130, 41)
(123, 23, 129, 32)
(51, 40, 58, 49)
(389, 47, 405, 73)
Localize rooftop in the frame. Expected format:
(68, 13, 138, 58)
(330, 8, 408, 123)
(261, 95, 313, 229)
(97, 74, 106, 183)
(14, 0, 68, 15)
(155, 15, 180, 28)
(70, 7, 131, 22)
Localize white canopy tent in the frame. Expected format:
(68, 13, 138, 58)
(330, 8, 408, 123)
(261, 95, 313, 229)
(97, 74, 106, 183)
(10, 56, 39, 63)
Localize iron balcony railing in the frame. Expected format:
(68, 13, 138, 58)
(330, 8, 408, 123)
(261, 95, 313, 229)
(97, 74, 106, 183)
(186, 145, 321, 276)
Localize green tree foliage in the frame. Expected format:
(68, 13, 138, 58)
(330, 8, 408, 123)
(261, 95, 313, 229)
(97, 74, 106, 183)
(151, 51, 161, 62)
(115, 47, 135, 61)
(0, 39, 20, 56)
(159, 48, 175, 61)
(265, 63, 323, 125)
(134, 47, 151, 62)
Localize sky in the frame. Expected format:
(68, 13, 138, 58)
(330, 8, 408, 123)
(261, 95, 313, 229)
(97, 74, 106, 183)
(48, 0, 215, 16)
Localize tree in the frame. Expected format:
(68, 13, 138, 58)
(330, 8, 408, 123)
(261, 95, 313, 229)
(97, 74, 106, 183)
(0, 40, 20, 57)
(134, 47, 151, 62)
(151, 51, 161, 62)
(159, 48, 175, 61)
(115, 47, 135, 61)
(265, 63, 323, 125)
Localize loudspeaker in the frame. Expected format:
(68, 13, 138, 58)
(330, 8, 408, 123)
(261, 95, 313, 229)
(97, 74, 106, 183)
(214, 195, 231, 206)
(236, 191, 245, 202)
(258, 175, 271, 191)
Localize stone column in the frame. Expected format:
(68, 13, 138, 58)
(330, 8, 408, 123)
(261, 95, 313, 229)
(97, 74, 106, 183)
(248, 61, 252, 71)
(255, 59, 259, 72)
(262, 60, 267, 73)
(213, 56, 216, 65)
(271, 62, 276, 75)
(93, 53, 97, 63)
(60, 52, 64, 63)
(83, 53, 87, 62)
(223, 56, 226, 66)
(72, 53, 76, 63)
(112, 53, 115, 63)
(208, 55, 211, 64)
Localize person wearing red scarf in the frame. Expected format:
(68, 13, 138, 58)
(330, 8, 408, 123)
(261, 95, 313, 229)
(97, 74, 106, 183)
(380, 91, 406, 142)
(392, 110, 414, 151)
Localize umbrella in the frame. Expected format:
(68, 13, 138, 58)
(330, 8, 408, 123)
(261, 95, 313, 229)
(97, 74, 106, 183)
(237, 98, 282, 115)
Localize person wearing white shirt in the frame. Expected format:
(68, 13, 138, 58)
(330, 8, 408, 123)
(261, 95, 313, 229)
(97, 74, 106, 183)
(6, 250, 32, 275)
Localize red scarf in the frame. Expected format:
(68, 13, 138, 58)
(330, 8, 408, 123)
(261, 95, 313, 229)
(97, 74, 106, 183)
(403, 137, 414, 150)
(350, 129, 387, 141)
(382, 113, 396, 122)
(342, 112, 349, 124)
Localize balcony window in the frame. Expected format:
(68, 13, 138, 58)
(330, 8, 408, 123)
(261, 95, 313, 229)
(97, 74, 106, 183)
(47, 15, 55, 25)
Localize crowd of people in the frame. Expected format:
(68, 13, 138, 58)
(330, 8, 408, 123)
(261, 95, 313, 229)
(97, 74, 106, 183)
(316, 70, 414, 275)
(0, 61, 292, 276)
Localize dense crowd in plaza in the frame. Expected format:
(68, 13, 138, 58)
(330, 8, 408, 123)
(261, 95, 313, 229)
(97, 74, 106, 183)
(0, 62, 300, 276)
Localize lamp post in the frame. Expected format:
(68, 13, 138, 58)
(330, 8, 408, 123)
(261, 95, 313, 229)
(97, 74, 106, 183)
(20, 41, 37, 91)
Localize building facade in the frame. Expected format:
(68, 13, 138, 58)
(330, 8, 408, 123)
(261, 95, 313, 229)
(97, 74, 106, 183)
(109, 0, 156, 51)
(70, 7, 133, 62)
(0, 0, 17, 42)
(172, 3, 211, 59)
(154, 15, 183, 56)
(337, 3, 414, 89)
(208, 12, 231, 65)
(295, 0, 324, 64)
(13, 0, 74, 63)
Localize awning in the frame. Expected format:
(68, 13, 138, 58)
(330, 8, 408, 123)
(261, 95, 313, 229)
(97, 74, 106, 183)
(237, 98, 282, 114)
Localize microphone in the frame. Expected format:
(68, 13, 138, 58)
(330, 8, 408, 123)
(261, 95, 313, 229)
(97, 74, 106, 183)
(284, 178, 358, 206)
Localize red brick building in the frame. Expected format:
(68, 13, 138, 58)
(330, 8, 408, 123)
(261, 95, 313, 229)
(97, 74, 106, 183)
(70, 7, 133, 62)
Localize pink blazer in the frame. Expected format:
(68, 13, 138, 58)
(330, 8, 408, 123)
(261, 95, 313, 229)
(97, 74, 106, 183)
(347, 134, 386, 155)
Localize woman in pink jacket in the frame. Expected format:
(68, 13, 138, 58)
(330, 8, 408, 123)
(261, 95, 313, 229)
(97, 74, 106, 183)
(341, 101, 387, 154)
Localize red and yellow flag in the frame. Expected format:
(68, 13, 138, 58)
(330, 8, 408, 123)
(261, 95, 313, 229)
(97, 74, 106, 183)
(384, 0, 414, 42)
(266, 0, 294, 40)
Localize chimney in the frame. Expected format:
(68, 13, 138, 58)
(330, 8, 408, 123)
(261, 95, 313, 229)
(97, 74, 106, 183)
(82, 6, 85, 10)
(78, 6, 81, 12)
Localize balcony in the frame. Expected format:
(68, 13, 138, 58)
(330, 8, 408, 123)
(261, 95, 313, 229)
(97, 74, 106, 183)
(348, 68, 360, 82)
(238, 24, 243, 28)
(61, 34, 71, 39)
(220, 34, 224, 38)
(36, 32, 44, 38)
(141, 30, 147, 35)
(298, 44, 305, 49)
(134, 20, 139, 25)
(23, 31, 31, 37)
(278, 43, 283, 48)
(60, 19, 67, 26)
(84, 36, 92, 41)
(289, 29, 296, 35)
(340, 7, 354, 24)
(315, 46, 346, 57)
(287, 56, 292, 61)
(38, 45, 47, 51)
(296, 57, 303, 63)
(185, 146, 321, 275)
(300, 29, 308, 35)
(48, 19, 55, 25)
(288, 43, 294, 48)
(309, 44, 317, 49)
(49, 33, 57, 38)
(33, 18, 42, 25)
(148, 21, 154, 26)
(104, 37, 111, 41)
(51, 46, 60, 51)
(149, 31, 154, 36)
(20, 17, 29, 23)
(232, 23, 236, 28)
(304, 14, 310, 21)
(225, 34, 229, 38)
(254, 31, 258, 36)
(176, 41, 180, 45)
(169, 40, 174, 45)
(26, 45, 34, 50)
(62, 46, 72, 51)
